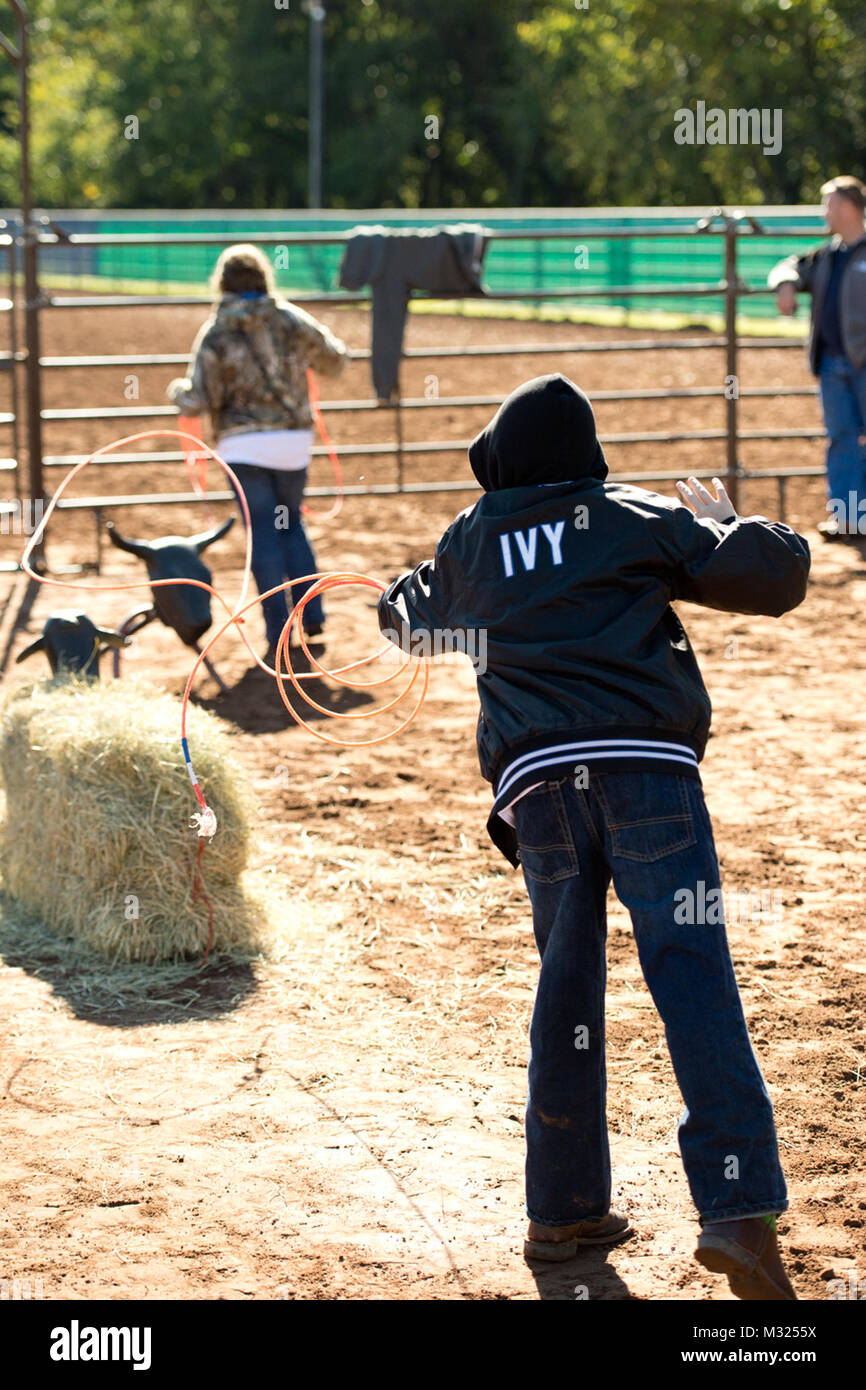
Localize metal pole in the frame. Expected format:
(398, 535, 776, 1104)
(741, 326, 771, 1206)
(11, 4, 45, 563)
(94, 505, 103, 575)
(7, 233, 21, 505)
(306, 3, 325, 209)
(724, 216, 740, 511)
(394, 402, 404, 492)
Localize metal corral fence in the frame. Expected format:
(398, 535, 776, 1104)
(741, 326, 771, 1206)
(16, 204, 824, 316)
(0, 208, 829, 572)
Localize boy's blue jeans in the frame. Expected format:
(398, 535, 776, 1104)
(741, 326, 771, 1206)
(818, 351, 866, 529)
(510, 771, 788, 1228)
(228, 463, 324, 647)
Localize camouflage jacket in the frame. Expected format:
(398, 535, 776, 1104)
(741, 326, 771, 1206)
(167, 293, 347, 438)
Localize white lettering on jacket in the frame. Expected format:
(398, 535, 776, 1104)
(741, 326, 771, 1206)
(513, 528, 537, 570)
(499, 522, 566, 576)
(500, 533, 514, 577)
(541, 521, 565, 565)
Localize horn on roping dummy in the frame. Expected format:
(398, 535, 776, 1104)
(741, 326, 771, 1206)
(190, 515, 236, 554)
(105, 521, 157, 561)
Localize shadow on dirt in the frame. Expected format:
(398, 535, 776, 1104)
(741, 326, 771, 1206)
(195, 642, 376, 733)
(0, 892, 259, 1027)
(525, 1240, 639, 1300)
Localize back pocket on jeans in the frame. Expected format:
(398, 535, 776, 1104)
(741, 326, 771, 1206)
(511, 780, 580, 883)
(595, 774, 697, 863)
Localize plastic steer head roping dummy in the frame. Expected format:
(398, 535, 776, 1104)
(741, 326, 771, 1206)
(16, 610, 129, 679)
(105, 516, 235, 648)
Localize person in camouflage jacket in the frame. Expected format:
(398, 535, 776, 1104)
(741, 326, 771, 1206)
(167, 251, 347, 436)
(167, 244, 348, 651)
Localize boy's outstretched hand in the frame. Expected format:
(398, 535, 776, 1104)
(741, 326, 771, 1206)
(676, 476, 738, 524)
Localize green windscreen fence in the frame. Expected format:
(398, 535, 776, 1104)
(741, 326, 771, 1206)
(30, 209, 826, 321)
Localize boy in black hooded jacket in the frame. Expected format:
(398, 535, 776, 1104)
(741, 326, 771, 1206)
(378, 374, 810, 1300)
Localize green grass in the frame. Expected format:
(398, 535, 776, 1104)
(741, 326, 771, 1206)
(408, 296, 807, 339)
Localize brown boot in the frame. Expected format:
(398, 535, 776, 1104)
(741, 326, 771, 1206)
(695, 1216, 797, 1300)
(524, 1210, 633, 1262)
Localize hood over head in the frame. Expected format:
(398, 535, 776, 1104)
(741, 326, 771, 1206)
(468, 373, 608, 491)
(215, 291, 282, 331)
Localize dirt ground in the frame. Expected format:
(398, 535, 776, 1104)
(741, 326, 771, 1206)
(0, 304, 863, 1302)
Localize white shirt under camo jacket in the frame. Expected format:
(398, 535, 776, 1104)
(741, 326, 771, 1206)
(167, 292, 348, 439)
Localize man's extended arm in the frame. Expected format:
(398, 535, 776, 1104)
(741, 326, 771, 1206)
(767, 245, 824, 315)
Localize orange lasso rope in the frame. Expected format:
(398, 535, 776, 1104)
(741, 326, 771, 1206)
(20, 430, 429, 956)
(302, 367, 343, 522)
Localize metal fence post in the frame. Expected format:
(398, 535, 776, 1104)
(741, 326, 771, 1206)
(93, 505, 103, 575)
(394, 400, 404, 492)
(6, 231, 21, 506)
(1, 2, 45, 563)
(22, 228, 45, 534)
(724, 215, 740, 511)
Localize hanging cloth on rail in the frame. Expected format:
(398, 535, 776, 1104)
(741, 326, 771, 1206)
(338, 223, 490, 401)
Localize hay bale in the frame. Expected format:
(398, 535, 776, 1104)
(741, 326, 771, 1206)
(0, 677, 259, 962)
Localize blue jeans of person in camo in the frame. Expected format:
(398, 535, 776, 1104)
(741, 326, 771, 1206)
(229, 463, 324, 648)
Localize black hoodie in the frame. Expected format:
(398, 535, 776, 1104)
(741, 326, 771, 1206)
(378, 375, 810, 866)
(469, 373, 608, 490)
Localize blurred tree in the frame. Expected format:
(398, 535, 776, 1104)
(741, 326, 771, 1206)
(517, 0, 866, 206)
(0, 0, 862, 209)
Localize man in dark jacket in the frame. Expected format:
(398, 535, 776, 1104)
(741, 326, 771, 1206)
(768, 176, 866, 539)
(378, 374, 810, 1300)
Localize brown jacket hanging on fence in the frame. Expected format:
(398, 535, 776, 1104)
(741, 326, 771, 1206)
(166, 292, 347, 439)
